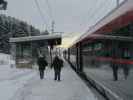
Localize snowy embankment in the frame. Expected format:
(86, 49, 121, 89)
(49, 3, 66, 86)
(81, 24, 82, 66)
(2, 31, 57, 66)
(0, 53, 36, 100)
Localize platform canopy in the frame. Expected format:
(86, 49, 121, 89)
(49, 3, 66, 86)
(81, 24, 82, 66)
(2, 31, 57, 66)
(9, 34, 62, 45)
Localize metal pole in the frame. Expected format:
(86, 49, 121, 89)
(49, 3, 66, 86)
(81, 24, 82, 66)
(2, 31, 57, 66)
(49, 20, 55, 66)
(116, 0, 119, 7)
(51, 20, 55, 34)
(50, 46, 52, 66)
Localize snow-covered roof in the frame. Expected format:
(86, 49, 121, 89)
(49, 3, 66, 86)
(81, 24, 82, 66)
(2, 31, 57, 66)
(9, 34, 62, 43)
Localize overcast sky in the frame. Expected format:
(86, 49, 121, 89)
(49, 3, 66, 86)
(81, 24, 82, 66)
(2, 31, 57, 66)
(1, 0, 124, 33)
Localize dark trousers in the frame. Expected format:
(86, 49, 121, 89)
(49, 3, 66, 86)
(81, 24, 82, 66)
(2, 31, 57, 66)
(122, 64, 130, 80)
(39, 70, 44, 79)
(54, 69, 61, 81)
(112, 64, 118, 81)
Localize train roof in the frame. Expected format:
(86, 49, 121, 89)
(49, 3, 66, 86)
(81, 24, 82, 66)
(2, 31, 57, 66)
(72, 0, 133, 47)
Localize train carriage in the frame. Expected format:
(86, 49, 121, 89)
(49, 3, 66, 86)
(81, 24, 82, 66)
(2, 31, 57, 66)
(68, 0, 133, 99)
(68, 0, 133, 72)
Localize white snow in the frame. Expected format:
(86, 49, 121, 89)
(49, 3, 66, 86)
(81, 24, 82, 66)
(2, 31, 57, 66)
(0, 53, 97, 100)
(0, 53, 36, 100)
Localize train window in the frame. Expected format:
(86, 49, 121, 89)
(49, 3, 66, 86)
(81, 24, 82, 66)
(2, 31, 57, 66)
(94, 43, 102, 50)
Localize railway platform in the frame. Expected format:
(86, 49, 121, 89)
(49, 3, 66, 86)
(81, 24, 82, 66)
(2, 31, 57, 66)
(11, 61, 97, 100)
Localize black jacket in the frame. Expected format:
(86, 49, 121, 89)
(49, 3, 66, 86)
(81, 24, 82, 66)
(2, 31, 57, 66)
(37, 57, 48, 70)
(51, 56, 63, 70)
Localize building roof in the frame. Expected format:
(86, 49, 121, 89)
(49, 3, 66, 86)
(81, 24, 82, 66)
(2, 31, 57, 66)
(10, 34, 61, 42)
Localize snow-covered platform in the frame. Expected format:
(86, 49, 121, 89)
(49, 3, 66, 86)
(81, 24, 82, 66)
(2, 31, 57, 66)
(0, 57, 97, 100)
(12, 61, 97, 100)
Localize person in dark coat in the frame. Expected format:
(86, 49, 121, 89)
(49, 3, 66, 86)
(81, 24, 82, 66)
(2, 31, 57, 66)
(110, 62, 119, 81)
(37, 55, 48, 79)
(110, 43, 119, 81)
(51, 55, 63, 81)
(121, 49, 130, 80)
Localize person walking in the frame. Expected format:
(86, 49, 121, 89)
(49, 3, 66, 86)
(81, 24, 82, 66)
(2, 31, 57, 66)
(51, 55, 63, 81)
(121, 48, 130, 80)
(110, 43, 119, 81)
(37, 55, 48, 79)
(111, 63, 119, 81)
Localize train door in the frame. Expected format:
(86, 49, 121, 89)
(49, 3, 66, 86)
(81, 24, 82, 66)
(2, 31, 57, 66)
(76, 43, 83, 72)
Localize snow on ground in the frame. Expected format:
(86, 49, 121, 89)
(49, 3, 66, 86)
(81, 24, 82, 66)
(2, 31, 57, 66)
(0, 53, 37, 100)
(0, 53, 97, 100)
(12, 62, 97, 100)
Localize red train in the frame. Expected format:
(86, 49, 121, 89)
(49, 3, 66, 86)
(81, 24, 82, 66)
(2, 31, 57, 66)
(66, 0, 133, 99)
(67, 0, 133, 72)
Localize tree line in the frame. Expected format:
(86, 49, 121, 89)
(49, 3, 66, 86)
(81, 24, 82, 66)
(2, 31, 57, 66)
(0, 14, 41, 53)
